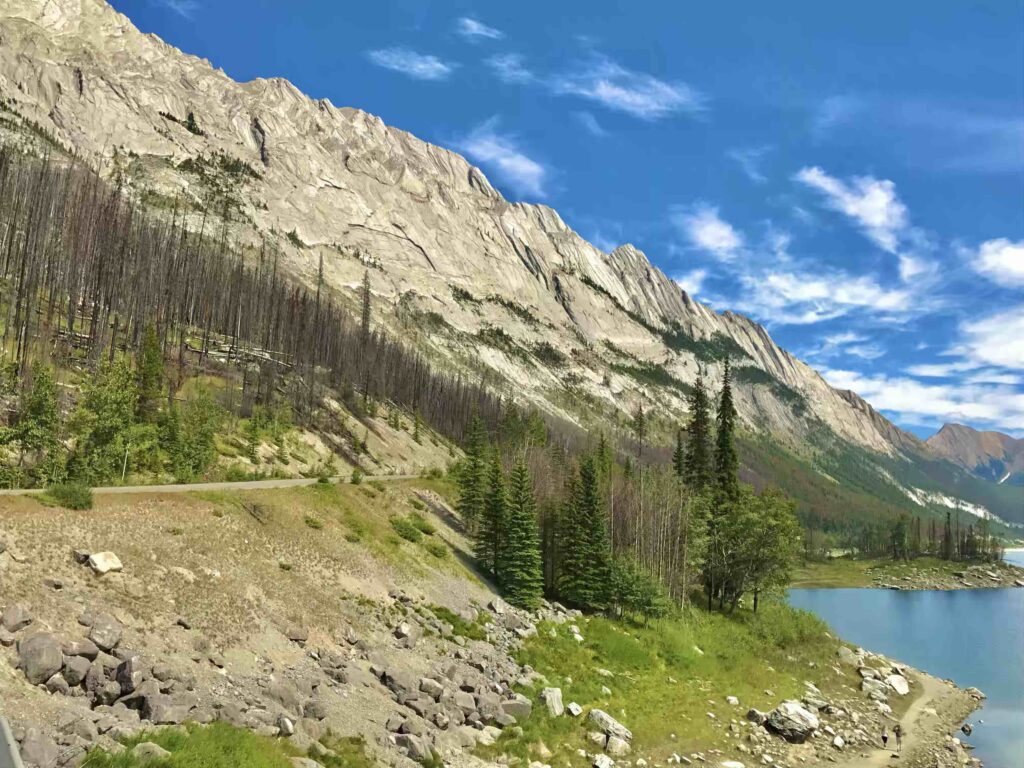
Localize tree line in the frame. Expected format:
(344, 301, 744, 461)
(456, 362, 802, 616)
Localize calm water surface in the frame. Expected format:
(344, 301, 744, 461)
(789, 584, 1023, 767)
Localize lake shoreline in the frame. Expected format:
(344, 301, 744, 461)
(792, 557, 1024, 591)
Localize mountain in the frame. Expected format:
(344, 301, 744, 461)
(1, 0, 1019, 527)
(926, 424, 1024, 486)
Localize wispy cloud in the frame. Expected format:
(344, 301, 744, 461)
(794, 166, 909, 253)
(954, 307, 1024, 370)
(821, 367, 1024, 431)
(457, 119, 548, 199)
(804, 332, 885, 361)
(574, 111, 607, 137)
(811, 95, 863, 137)
(672, 204, 743, 260)
(554, 56, 704, 120)
(485, 53, 533, 84)
(674, 268, 708, 297)
(366, 48, 456, 81)
(970, 238, 1024, 288)
(455, 17, 504, 41)
(153, 0, 199, 18)
(727, 147, 770, 184)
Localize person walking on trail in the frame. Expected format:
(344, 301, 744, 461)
(881, 725, 889, 750)
(894, 723, 904, 754)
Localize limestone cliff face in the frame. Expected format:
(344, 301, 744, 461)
(0, 0, 922, 456)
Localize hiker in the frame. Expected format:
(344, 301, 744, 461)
(894, 723, 903, 753)
(881, 725, 889, 750)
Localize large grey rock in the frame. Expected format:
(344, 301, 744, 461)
(19, 728, 60, 768)
(1, 603, 33, 632)
(63, 654, 92, 686)
(885, 674, 910, 695)
(540, 687, 564, 717)
(501, 693, 533, 721)
(89, 613, 123, 651)
(18, 632, 64, 685)
(87, 551, 123, 575)
(606, 735, 631, 756)
(64, 637, 100, 659)
(267, 680, 305, 716)
(588, 709, 632, 742)
(131, 742, 172, 760)
(395, 732, 433, 761)
(765, 700, 820, 743)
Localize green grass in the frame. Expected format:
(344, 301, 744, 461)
(81, 723, 376, 768)
(427, 604, 488, 640)
(791, 556, 983, 588)
(42, 482, 93, 510)
(391, 516, 424, 542)
(481, 600, 844, 766)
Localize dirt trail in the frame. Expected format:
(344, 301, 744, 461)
(0, 474, 419, 497)
(837, 672, 969, 768)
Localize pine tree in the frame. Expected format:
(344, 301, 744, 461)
(135, 323, 164, 422)
(684, 372, 713, 491)
(360, 269, 372, 346)
(632, 402, 646, 459)
(475, 453, 507, 577)
(457, 415, 487, 530)
(713, 360, 739, 499)
(497, 460, 544, 608)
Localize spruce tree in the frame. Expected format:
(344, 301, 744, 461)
(497, 460, 544, 608)
(713, 360, 739, 499)
(672, 428, 685, 479)
(457, 415, 487, 530)
(475, 453, 507, 577)
(684, 372, 713, 490)
(558, 456, 612, 611)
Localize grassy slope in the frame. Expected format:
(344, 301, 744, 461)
(791, 557, 970, 588)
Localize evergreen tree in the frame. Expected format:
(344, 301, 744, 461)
(457, 415, 488, 530)
(672, 428, 685, 479)
(13, 364, 60, 457)
(684, 372, 713, 491)
(558, 456, 612, 611)
(135, 323, 164, 422)
(713, 361, 739, 499)
(360, 269, 372, 346)
(497, 460, 544, 609)
(941, 510, 954, 560)
(475, 453, 507, 577)
(632, 402, 646, 459)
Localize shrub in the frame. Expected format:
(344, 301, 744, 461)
(350, 467, 364, 485)
(304, 515, 323, 530)
(369, 479, 386, 492)
(44, 482, 93, 510)
(408, 512, 436, 535)
(408, 496, 426, 511)
(423, 539, 448, 559)
(390, 516, 423, 543)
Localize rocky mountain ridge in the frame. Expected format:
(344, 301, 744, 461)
(0, 0, 922, 459)
(926, 424, 1024, 486)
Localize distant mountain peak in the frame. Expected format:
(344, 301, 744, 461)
(927, 423, 1023, 485)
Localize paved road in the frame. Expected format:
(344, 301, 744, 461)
(0, 474, 422, 497)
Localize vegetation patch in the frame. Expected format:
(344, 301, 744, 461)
(42, 481, 93, 510)
(391, 515, 424, 542)
(662, 327, 750, 362)
(610, 361, 693, 397)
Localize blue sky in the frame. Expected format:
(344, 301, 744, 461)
(113, 0, 1024, 437)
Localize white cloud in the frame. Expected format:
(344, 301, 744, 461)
(574, 111, 607, 137)
(956, 307, 1024, 370)
(674, 269, 708, 297)
(795, 166, 909, 253)
(455, 17, 504, 40)
(485, 53, 533, 84)
(728, 147, 769, 184)
(673, 204, 743, 260)
(154, 0, 198, 17)
(367, 48, 455, 81)
(457, 119, 548, 199)
(906, 361, 977, 378)
(972, 238, 1024, 287)
(807, 332, 885, 361)
(897, 253, 934, 282)
(554, 56, 704, 120)
(821, 367, 1024, 431)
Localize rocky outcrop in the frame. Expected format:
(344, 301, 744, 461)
(0, 0, 931, 462)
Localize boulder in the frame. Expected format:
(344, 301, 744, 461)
(593, 754, 615, 768)
(541, 687, 564, 717)
(1, 603, 33, 632)
(63, 655, 92, 686)
(285, 625, 309, 643)
(18, 632, 64, 685)
(87, 551, 123, 575)
(395, 733, 433, 761)
(502, 693, 533, 721)
(131, 742, 172, 760)
(765, 701, 819, 743)
(745, 708, 767, 725)
(20, 729, 60, 767)
(64, 637, 100, 659)
(588, 709, 632, 742)
(115, 655, 149, 695)
(606, 735, 631, 756)
(419, 677, 444, 700)
(567, 702, 583, 717)
(885, 674, 910, 696)
(89, 613, 124, 651)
